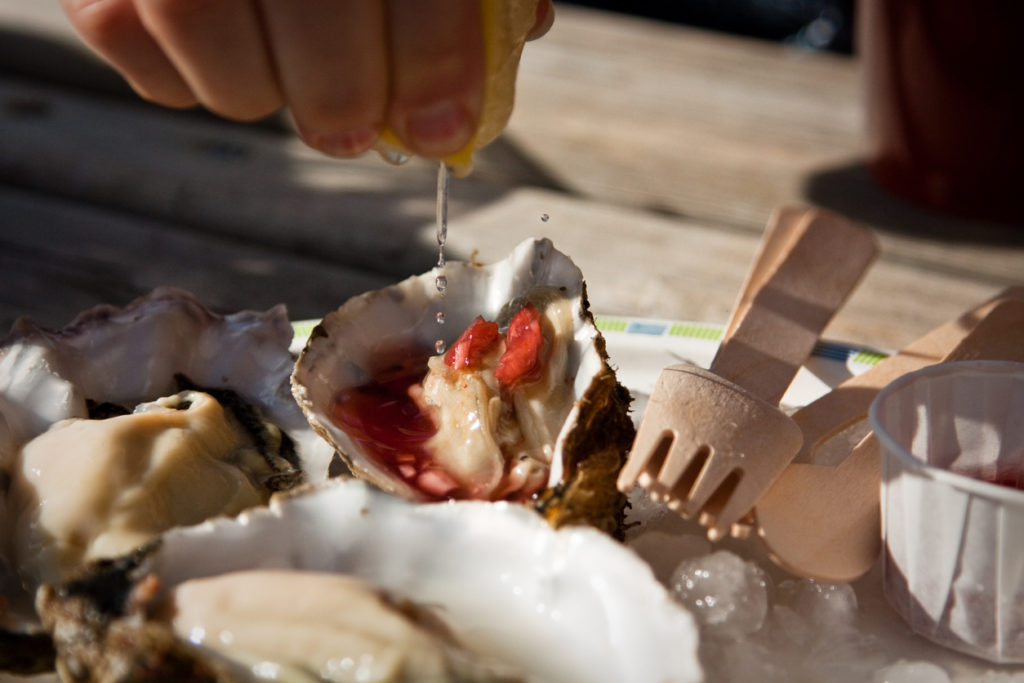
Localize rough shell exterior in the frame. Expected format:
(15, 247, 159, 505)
(0, 289, 333, 638)
(0, 288, 332, 479)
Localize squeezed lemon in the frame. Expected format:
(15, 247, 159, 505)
(374, 0, 539, 177)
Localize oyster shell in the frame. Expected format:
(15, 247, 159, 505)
(37, 478, 702, 683)
(0, 289, 333, 632)
(292, 238, 634, 535)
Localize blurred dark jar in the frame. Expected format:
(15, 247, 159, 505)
(858, 0, 1024, 224)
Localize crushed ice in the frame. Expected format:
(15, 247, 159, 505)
(622, 486, 1020, 682)
(670, 550, 769, 637)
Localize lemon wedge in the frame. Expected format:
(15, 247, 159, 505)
(374, 0, 539, 177)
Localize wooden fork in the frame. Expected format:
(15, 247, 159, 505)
(617, 206, 879, 540)
(752, 288, 1024, 581)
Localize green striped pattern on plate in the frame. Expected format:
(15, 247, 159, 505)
(291, 316, 888, 368)
(592, 316, 887, 368)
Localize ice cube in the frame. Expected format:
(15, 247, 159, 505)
(669, 549, 770, 637)
(777, 578, 859, 633)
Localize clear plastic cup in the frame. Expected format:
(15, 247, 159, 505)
(870, 360, 1024, 662)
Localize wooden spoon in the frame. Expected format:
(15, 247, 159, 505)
(753, 289, 1024, 581)
(618, 207, 879, 540)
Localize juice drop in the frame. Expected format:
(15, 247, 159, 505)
(435, 339, 447, 354)
(435, 162, 450, 294)
(380, 148, 411, 165)
(436, 312, 446, 325)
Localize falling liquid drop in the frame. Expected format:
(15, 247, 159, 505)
(436, 312, 446, 325)
(435, 162, 449, 295)
(380, 148, 412, 165)
(541, 213, 550, 222)
(435, 339, 447, 354)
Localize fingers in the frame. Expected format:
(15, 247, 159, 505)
(132, 0, 284, 121)
(59, 0, 196, 108)
(259, 0, 388, 157)
(60, 0, 540, 159)
(386, 0, 485, 158)
(61, 0, 284, 120)
(528, 0, 555, 40)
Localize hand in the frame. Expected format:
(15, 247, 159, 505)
(59, 0, 554, 160)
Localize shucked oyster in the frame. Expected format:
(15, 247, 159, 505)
(0, 289, 333, 643)
(41, 562, 522, 682)
(291, 239, 634, 535)
(36, 478, 702, 683)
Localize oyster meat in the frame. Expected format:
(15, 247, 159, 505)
(9, 385, 300, 589)
(163, 569, 522, 681)
(37, 478, 702, 683)
(292, 239, 634, 534)
(0, 289, 333, 637)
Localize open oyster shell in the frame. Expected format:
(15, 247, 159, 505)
(0, 288, 328, 467)
(0, 289, 333, 637)
(291, 238, 634, 535)
(37, 478, 702, 683)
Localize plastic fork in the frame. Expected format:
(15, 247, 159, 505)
(617, 206, 879, 540)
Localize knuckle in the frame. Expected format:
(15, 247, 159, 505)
(204, 94, 283, 123)
(142, 0, 226, 21)
(61, 0, 137, 49)
(134, 83, 198, 109)
(297, 88, 386, 134)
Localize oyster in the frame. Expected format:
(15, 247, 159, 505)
(292, 238, 634, 535)
(37, 478, 702, 683)
(0, 289, 333, 637)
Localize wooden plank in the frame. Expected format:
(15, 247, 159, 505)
(0, 72, 1014, 350)
(0, 1, 1019, 350)
(0, 75, 512, 279)
(445, 189, 1006, 352)
(5, 179, 999, 353)
(505, 6, 1024, 275)
(508, 5, 863, 229)
(4, 154, 1002, 354)
(0, 186, 392, 332)
(2, 3, 1019, 289)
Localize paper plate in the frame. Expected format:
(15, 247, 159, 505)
(291, 314, 885, 416)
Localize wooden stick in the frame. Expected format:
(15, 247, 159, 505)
(753, 290, 1024, 582)
(711, 208, 879, 405)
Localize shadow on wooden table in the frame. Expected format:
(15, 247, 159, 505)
(804, 162, 1024, 244)
(0, 25, 571, 332)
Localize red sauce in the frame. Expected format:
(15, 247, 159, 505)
(494, 303, 544, 388)
(444, 316, 501, 370)
(955, 467, 1024, 492)
(988, 476, 1024, 492)
(444, 306, 545, 388)
(329, 306, 549, 502)
(329, 370, 460, 501)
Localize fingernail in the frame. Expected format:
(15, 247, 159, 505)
(304, 125, 378, 157)
(405, 99, 473, 156)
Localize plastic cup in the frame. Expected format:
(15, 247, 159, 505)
(870, 360, 1024, 662)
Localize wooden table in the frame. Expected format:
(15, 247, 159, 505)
(2, 2, 1021, 351)
(1, 3, 1023, 681)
